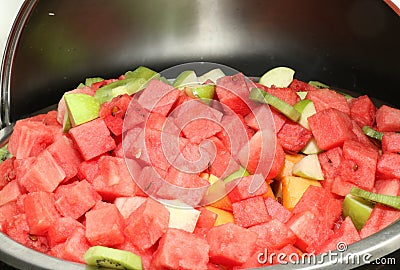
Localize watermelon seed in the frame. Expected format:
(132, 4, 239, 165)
(353, 164, 358, 171)
(327, 158, 332, 164)
(28, 234, 38, 241)
(112, 106, 120, 116)
(145, 182, 152, 191)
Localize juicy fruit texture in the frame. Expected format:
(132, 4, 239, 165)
(84, 246, 142, 270)
(2, 65, 400, 269)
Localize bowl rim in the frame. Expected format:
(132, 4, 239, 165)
(0, 1, 399, 269)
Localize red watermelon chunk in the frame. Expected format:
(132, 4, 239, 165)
(257, 84, 300, 106)
(232, 196, 271, 228)
(289, 79, 319, 92)
(54, 180, 101, 219)
(3, 213, 49, 253)
(137, 79, 180, 116)
(314, 217, 360, 255)
(47, 136, 83, 181)
(360, 204, 400, 239)
(195, 207, 218, 230)
(350, 120, 377, 149)
(374, 179, 400, 196)
(151, 228, 210, 270)
(0, 158, 16, 190)
(8, 120, 58, 159)
(306, 88, 350, 115)
(215, 73, 252, 116)
(249, 219, 297, 250)
(99, 93, 132, 119)
(19, 150, 66, 193)
(376, 105, 400, 132)
(286, 210, 333, 252)
(336, 140, 378, 191)
(0, 180, 21, 207)
(349, 95, 376, 128)
(182, 118, 222, 144)
(207, 222, 258, 266)
(91, 156, 139, 201)
(77, 156, 101, 182)
(245, 106, 286, 133)
(123, 98, 148, 131)
(206, 136, 240, 179)
(0, 201, 18, 231)
(382, 132, 400, 153)
(24, 191, 61, 235)
(292, 185, 342, 230)
(308, 108, 356, 150)
(62, 227, 91, 264)
(318, 146, 343, 192)
(69, 118, 116, 160)
(264, 196, 293, 224)
(376, 153, 400, 179)
(277, 121, 313, 153)
(124, 198, 170, 250)
(85, 203, 125, 247)
(47, 216, 85, 248)
(228, 174, 268, 203)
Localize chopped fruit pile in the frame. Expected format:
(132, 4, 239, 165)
(0, 65, 399, 269)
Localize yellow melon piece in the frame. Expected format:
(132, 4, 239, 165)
(282, 175, 321, 211)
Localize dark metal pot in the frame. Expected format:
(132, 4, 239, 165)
(1, 0, 399, 269)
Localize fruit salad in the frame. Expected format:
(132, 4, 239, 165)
(0, 64, 399, 269)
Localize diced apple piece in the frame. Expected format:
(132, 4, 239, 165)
(301, 138, 322, 155)
(292, 154, 324, 180)
(173, 70, 199, 89)
(293, 99, 317, 130)
(161, 200, 201, 233)
(259, 67, 295, 88)
(342, 194, 373, 230)
(198, 68, 226, 84)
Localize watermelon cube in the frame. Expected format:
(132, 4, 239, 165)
(0, 180, 21, 207)
(376, 153, 400, 179)
(206, 136, 240, 179)
(308, 108, 356, 150)
(0, 201, 18, 231)
(24, 191, 61, 235)
(244, 105, 286, 133)
(195, 207, 218, 229)
(336, 140, 378, 191)
(382, 132, 400, 153)
(137, 79, 180, 116)
(47, 216, 85, 248)
(77, 156, 101, 182)
(3, 213, 49, 253)
(376, 105, 400, 132)
(249, 219, 297, 250)
(7, 120, 58, 159)
(182, 118, 222, 144)
(124, 198, 170, 250)
(47, 136, 83, 181)
(114, 196, 147, 220)
(123, 98, 148, 131)
(62, 227, 91, 264)
(215, 73, 252, 116)
(232, 196, 271, 228)
(0, 158, 16, 190)
(360, 204, 400, 239)
(306, 88, 350, 115)
(99, 94, 132, 135)
(349, 95, 376, 128)
(19, 150, 66, 193)
(151, 229, 210, 270)
(374, 179, 400, 196)
(85, 203, 125, 247)
(264, 196, 293, 223)
(277, 121, 313, 153)
(54, 180, 101, 219)
(91, 156, 139, 201)
(350, 120, 377, 148)
(207, 222, 258, 266)
(69, 118, 116, 160)
(289, 79, 319, 92)
(228, 174, 268, 203)
(292, 185, 342, 230)
(313, 217, 360, 255)
(262, 84, 300, 106)
(318, 146, 343, 192)
(286, 211, 333, 252)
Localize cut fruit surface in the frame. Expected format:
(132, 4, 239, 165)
(292, 154, 324, 180)
(64, 93, 100, 127)
(84, 245, 142, 270)
(259, 67, 295, 88)
(342, 194, 373, 230)
(173, 70, 198, 89)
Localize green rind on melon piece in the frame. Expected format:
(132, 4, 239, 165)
(62, 109, 72, 132)
(301, 138, 322, 155)
(64, 93, 100, 127)
(124, 66, 159, 80)
(259, 66, 295, 88)
(0, 144, 12, 163)
(84, 77, 104, 87)
(249, 88, 301, 122)
(350, 187, 400, 210)
(292, 154, 324, 180)
(308, 80, 330, 89)
(224, 166, 250, 183)
(362, 126, 383, 141)
(296, 91, 308, 100)
(173, 70, 199, 89)
(198, 68, 226, 84)
(293, 99, 316, 130)
(84, 246, 142, 270)
(342, 194, 374, 230)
